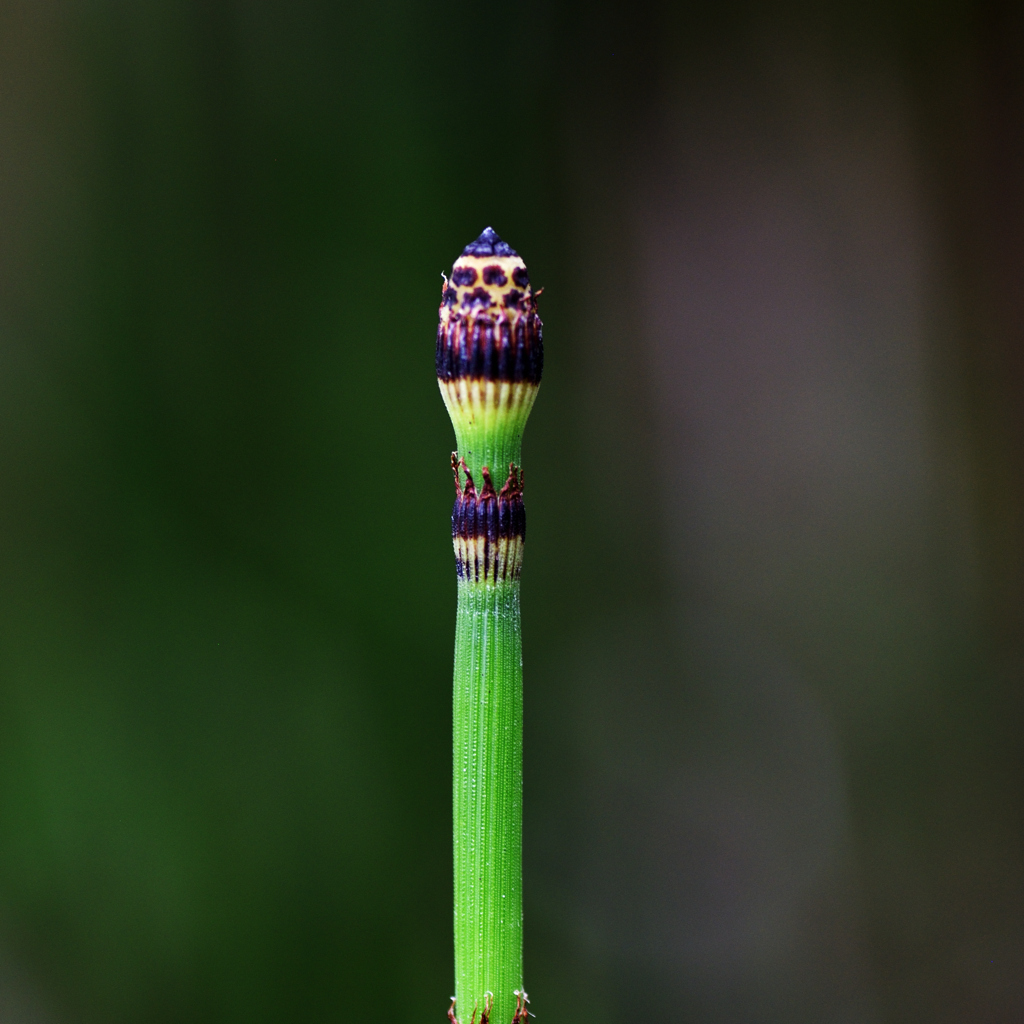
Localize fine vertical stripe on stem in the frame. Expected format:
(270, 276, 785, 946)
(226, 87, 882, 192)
(453, 581, 522, 1022)
(437, 228, 542, 1024)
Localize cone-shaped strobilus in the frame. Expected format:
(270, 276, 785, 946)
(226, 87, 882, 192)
(437, 228, 542, 1024)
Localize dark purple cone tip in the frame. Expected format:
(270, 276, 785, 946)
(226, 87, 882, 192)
(461, 227, 518, 258)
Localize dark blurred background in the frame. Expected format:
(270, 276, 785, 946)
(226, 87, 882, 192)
(0, 1, 1022, 1021)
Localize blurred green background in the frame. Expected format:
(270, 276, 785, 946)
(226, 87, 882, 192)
(0, 1, 1022, 1022)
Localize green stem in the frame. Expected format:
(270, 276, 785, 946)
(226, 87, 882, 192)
(453, 580, 523, 1024)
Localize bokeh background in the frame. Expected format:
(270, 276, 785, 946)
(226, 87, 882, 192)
(1, 1, 1023, 1021)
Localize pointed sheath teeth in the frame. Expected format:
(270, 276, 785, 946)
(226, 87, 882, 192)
(452, 460, 526, 584)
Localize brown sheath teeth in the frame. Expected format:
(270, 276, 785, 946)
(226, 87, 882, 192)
(451, 457, 525, 584)
(447, 991, 521, 1024)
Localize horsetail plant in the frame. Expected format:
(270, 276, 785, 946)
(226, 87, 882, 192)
(437, 228, 543, 1024)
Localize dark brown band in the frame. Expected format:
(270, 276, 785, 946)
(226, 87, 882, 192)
(436, 312, 543, 384)
(451, 456, 526, 583)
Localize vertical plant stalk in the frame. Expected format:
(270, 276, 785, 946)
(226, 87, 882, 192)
(437, 228, 543, 1024)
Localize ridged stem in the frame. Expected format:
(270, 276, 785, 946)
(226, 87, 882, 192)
(453, 574, 523, 1023)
